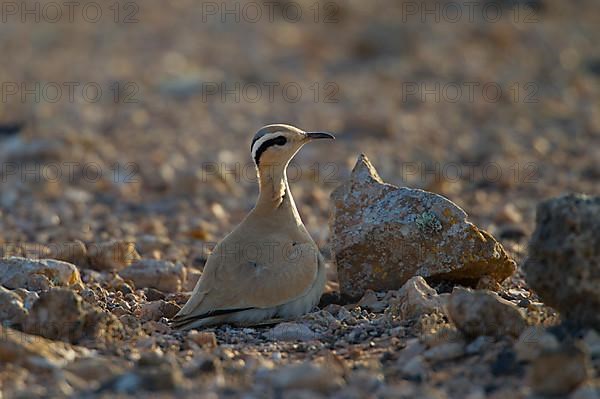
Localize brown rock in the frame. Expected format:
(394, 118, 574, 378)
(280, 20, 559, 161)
(330, 155, 515, 300)
(357, 290, 386, 312)
(0, 285, 28, 327)
(0, 326, 92, 373)
(524, 194, 600, 328)
(88, 241, 141, 271)
(110, 354, 184, 392)
(187, 330, 218, 348)
(22, 288, 86, 343)
(447, 287, 527, 338)
(514, 326, 559, 361)
(386, 276, 449, 320)
(81, 307, 124, 344)
(423, 342, 465, 362)
(139, 300, 181, 321)
(0, 257, 82, 291)
(268, 322, 319, 342)
(529, 344, 591, 396)
(271, 360, 345, 393)
(64, 357, 128, 388)
(22, 288, 122, 344)
(119, 259, 186, 292)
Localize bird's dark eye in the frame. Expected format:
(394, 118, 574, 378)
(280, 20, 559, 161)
(254, 135, 287, 165)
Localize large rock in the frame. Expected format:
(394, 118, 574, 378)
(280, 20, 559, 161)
(119, 259, 186, 292)
(0, 257, 82, 291)
(524, 194, 600, 328)
(330, 155, 516, 300)
(447, 287, 527, 338)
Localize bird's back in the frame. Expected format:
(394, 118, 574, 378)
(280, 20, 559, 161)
(174, 214, 319, 322)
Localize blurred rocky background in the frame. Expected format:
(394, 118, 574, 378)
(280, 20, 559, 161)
(0, 0, 599, 397)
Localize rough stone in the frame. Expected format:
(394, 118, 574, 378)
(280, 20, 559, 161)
(0, 257, 82, 291)
(119, 259, 186, 292)
(22, 288, 86, 343)
(514, 326, 559, 361)
(271, 360, 345, 393)
(0, 326, 92, 373)
(447, 287, 527, 338)
(109, 354, 184, 393)
(330, 155, 516, 300)
(423, 342, 465, 362)
(386, 276, 449, 320)
(396, 338, 426, 366)
(64, 357, 128, 389)
(357, 290, 387, 312)
(401, 355, 428, 379)
(528, 344, 591, 396)
(524, 194, 600, 328)
(0, 285, 28, 327)
(570, 383, 600, 399)
(12, 288, 39, 310)
(139, 300, 181, 321)
(22, 288, 122, 344)
(186, 330, 218, 348)
(268, 322, 319, 342)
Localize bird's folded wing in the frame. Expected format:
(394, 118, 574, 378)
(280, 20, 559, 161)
(173, 242, 319, 322)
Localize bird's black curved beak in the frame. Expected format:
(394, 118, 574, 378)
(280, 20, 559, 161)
(306, 132, 335, 140)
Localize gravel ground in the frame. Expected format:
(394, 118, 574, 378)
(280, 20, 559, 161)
(0, 0, 599, 397)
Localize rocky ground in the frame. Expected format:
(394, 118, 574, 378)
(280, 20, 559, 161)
(1, 0, 599, 397)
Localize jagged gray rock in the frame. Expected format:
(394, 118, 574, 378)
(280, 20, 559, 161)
(330, 155, 516, 300)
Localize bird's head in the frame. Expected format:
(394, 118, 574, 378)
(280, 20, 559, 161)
(251, 124, 335, 168)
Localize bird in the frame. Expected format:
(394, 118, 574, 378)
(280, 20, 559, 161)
(171, 124, 335, 329)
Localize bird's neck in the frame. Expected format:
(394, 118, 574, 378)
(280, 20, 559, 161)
(254, 161, 297, 215)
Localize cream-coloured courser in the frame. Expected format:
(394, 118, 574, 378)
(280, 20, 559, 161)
(171, 124, 334, 330)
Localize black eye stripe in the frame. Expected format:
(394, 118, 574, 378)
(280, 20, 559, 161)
(254, 136, 287, 165)
(251, 126, 282, 152)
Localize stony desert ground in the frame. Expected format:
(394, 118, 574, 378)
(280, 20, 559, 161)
(0, 0, 599, 397)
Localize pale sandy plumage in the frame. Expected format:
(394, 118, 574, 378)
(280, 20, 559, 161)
(171, 124, 334, 329)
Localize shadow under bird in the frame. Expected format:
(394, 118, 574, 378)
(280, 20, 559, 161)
(171, 124, 335, 329)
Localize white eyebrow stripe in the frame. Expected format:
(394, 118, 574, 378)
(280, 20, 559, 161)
(251, 132, 283, 161)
